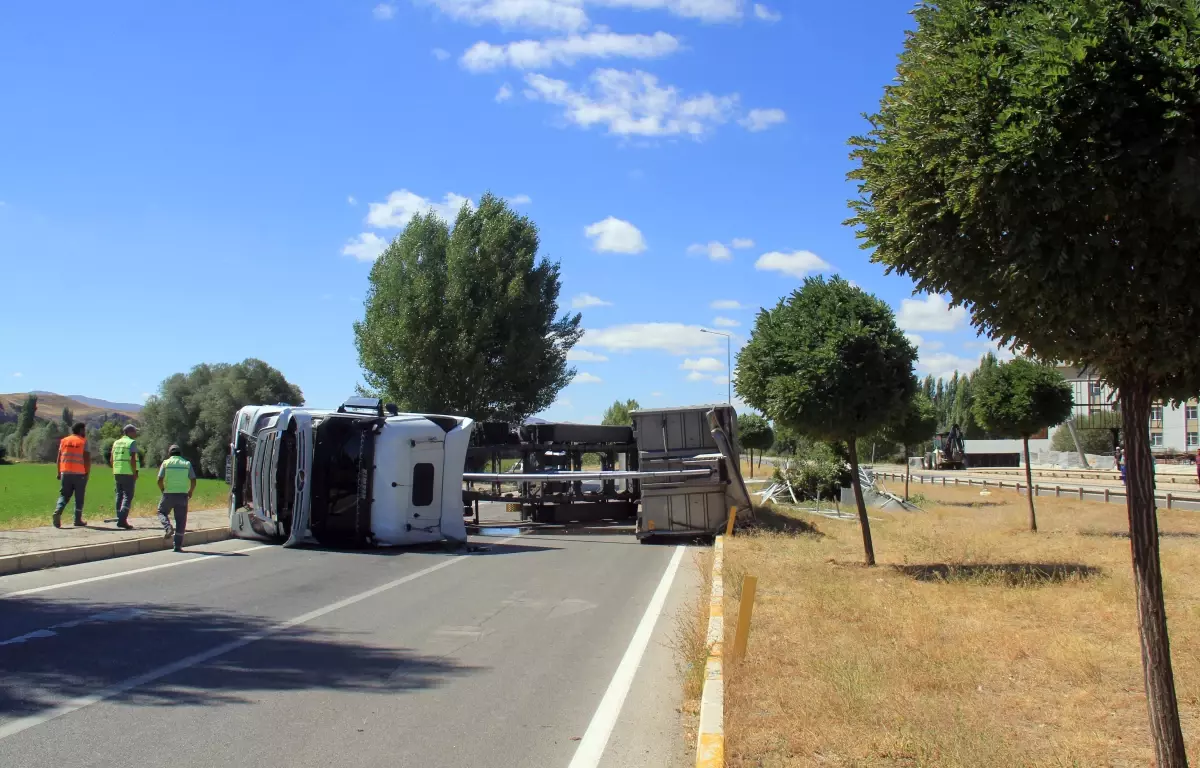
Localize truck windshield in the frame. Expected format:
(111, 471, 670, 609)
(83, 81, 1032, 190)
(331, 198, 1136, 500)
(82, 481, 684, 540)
(308, 415, 375, 546)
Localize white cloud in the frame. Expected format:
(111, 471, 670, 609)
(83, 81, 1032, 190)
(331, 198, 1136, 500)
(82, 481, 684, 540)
(904, 333, 944, 353)
(373, 3, 396, 20)
(687, 241, 732, 262)
(12, 372, 22, 378)
(754, 250, 831, 278)
(507, 193, 532, 205)
(681, 357, 724, 372)
(461, 31, 681, 72)
(686, 371, 708, 382)
(574, 371, 603, 384)
(710, 299, 742, 310)
(425, 0, 589, 31)
(342, 232, 389, 262)
(712, 375, 730, 386)
(366, 189, 473, 228)
(347, 195, 357, 205)
(585, 216, 646, 253)
(432, 48, 452, 60)
(555, 397, 573, 408)
(730, 238, 754, 249)
(524, 69, 739, 139)
(496, 83, 514, 102)
(739, 107, 787, 132)
(582, 323, 721, 354)
(571, 292, 613, 308)
(421, 0, 743, 31)
(915, 352, 980, 382)
(567, 348, 610, 362)
(712, 316, 739, 328)
(896, 294, 969, 332)
(652, 391, 663, 397)
(753, 3, 781, 21)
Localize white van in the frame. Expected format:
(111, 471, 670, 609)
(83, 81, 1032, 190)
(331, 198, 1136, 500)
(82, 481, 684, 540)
(226, 397, 473, 548)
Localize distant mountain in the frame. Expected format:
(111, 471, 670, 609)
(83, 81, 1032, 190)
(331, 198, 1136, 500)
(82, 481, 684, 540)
(0, 392, 141, 425)
(65, 394, 143, 413)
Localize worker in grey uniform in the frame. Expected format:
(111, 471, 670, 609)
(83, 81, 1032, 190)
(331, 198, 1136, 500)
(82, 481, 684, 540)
(156, 445, 196, 552)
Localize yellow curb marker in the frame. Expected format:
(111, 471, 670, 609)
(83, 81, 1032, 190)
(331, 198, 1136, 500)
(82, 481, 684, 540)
(696, 535, 725, 768)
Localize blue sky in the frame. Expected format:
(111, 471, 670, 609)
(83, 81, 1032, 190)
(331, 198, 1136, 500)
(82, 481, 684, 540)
(0, 1, 1008, 422)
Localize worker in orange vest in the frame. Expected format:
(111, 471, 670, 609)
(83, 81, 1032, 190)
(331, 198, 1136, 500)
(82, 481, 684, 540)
(54, 422, 91, 528)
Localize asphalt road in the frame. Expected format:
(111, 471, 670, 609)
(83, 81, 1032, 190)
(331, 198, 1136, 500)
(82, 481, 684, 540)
(0, 531, 699, 768)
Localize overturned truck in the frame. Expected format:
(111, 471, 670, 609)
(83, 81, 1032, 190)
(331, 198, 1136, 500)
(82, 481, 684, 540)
(226, 398, 752, 548)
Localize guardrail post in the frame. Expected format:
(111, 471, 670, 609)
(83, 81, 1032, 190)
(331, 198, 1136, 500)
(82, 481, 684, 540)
(726, 506, 737, 536)
(1166, 493, 1172, 510)
(731, 574, 758, 661)
(1078, 487, 1084, 501)
(1104, 488, 1110, 503)
(1055, 485, 1060, 498)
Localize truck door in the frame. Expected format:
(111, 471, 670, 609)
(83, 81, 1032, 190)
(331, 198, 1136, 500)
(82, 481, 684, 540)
(407, 437, 444, 533)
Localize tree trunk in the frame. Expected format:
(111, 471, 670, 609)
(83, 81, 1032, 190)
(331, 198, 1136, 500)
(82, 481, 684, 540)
(847, 435, 876, 567)
(1119, 380, 1189, 767)
(749, 449, 754, 478)
(904, 447, 910, 502)
(1023, 436, 1037, 533)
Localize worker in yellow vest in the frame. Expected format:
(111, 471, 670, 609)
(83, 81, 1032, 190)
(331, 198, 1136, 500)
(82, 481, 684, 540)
(156, 445, 196, 552)
(110, 424, 140, 530)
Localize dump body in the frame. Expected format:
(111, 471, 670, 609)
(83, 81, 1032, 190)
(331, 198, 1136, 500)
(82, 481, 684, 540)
(227, 399, 472, 548)
(632, 404, 750, 539)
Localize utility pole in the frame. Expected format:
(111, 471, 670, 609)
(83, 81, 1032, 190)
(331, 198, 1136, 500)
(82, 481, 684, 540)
(700, 328, 732, 405)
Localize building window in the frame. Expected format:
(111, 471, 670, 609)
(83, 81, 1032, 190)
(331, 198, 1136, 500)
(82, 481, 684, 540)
(1090, 381, 1103, 399)
(412, 463, 435, 507)
(1151, 433, 1164, 448)
(1187, 405, 1198, 421)
(1189, 433, 1199, 449)
(1151, 403, 1164, 427)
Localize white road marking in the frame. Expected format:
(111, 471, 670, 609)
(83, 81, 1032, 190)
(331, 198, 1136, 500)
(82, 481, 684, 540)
(567, 545, 686, 768)
(0, 538, 512, 742)
(3, 544, 274, 597)
(0, 608, 145, 646)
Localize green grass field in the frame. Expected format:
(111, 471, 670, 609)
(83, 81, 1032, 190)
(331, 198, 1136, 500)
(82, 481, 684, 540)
(0, 462, 229, 529)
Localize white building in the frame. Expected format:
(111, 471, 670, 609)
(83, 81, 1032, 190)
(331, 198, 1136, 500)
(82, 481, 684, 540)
(1058, 365, 1199, 454)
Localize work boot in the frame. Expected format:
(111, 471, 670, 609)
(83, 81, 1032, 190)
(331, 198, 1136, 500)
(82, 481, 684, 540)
(73, 518, 87, 527)
(52, 514, 62, 529)
(173, 536, 184, 553)
(164, 525, 174, 540)
(116, 521, 134, 530)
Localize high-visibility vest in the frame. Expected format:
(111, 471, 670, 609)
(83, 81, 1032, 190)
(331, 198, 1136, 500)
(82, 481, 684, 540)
(58, 435, 88, 475)
(160, 455, 193, 494)
(111, 436, 137, 475)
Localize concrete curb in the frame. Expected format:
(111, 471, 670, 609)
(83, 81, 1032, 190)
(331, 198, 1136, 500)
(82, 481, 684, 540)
(0, 527, 232, 578)
(695, 535, 724, 768)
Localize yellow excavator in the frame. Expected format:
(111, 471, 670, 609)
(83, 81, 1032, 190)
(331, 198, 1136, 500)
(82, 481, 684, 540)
(927, 424, 966, 470)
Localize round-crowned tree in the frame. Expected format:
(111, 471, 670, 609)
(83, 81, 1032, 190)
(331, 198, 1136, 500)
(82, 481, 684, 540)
(735, 276, 916, 565)
(736, 413, 774, 477)
(847, 1, 1200, 760)
(971, 358, 1074, 532)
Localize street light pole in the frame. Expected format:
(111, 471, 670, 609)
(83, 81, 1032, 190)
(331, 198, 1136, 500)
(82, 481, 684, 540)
(700, 328, 732, 405)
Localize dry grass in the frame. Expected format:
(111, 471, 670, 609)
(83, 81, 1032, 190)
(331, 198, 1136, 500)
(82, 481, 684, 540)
(673, 548, 714, 750)
(721, 485, 1200, 767)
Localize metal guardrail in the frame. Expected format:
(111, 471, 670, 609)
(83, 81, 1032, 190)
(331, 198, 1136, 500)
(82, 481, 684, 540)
(873, 471, 1200, 511)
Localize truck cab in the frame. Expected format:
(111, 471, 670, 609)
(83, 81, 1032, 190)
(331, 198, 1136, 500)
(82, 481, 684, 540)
(227, 397, 473, 548)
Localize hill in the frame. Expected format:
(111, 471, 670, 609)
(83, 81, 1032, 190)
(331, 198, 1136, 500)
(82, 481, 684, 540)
(0, 392, 141, 426)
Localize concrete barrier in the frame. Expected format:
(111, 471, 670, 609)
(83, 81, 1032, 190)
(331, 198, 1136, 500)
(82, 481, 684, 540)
(0, 526, 233, 578)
